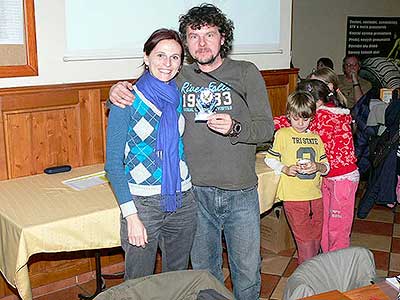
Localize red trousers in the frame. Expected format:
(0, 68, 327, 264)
(283, 199, 323, 264)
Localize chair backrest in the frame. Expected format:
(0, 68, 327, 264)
(283, 247, 376, 300)
(94, 270, 234, 300)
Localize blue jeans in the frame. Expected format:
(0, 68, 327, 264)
(191, 185, 261, 300)
(121, 189, 197, 280)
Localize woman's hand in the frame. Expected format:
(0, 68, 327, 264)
(126, 213, 148, 247)
(109, 81, 135, 108)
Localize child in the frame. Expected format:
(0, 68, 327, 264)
(275, 79, 359, 253)
(309, 67, 349, 108)
(265, 91, 329, 264)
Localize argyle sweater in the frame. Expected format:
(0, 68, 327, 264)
(105, 86, 192, 218)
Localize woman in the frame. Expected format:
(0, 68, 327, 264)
(105, 29, 196, 280)
(309, 67, 349, 108)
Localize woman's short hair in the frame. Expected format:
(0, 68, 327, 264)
(143, 28, 184, 66)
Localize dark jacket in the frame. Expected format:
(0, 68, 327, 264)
(352, 88, 380, 175)
(357, 92, 400, 218)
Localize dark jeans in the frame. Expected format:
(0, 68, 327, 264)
(121, 188, 197, 280)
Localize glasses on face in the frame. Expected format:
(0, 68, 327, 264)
(345, 63, 359, 68)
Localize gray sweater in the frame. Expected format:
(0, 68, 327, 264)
(177, 58, 274, 190)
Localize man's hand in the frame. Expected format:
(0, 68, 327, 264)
(109, 81, 134, 108)
(350, 72, 359, 84)
(207, 113, 233, 135)
(126, 213, 148, 247)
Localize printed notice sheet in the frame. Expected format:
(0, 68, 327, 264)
(62, 171, 108, 191)
(0, 0, 24, 44)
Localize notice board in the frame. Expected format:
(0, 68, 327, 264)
(0, 0, 38, 78)
(346, 16, 400, 59)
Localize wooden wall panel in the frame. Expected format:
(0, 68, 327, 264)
(101, 101, 109, 162)
(0, 113, 7, 180)
(4, 112, 33, 178)
(0, 83, 113, 180)
(0, 68, 298, 299)
(267, 85, 290, 117)
(261, 68, 299, 117)
(79, 89, 104, 165)
(4, 107, 81, 178)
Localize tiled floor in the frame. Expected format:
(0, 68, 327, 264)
(252, 181, 400, 299)
(31, 181, 400, 300)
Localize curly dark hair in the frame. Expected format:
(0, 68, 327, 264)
(178, 3, 234, 59)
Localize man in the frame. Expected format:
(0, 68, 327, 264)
(109, 4, 274, 299)
(338, 55, 372, 108)
(316, 57, 334, 70)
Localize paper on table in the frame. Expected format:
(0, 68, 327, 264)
(385, 276, 400, 291)
(62, 171, 108, 191)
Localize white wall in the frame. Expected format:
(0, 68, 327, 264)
(0, 0, 292, 88)
(292, 0, 400, 78)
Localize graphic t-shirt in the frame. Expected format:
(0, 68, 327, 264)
(175, 58, 274, 190)
(265, 127, 327, 201)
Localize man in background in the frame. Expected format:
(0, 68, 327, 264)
(316, 57, 334, 70)
(338, 54, 372, 108)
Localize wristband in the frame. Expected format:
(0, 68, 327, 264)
(353, 83, 360, 87)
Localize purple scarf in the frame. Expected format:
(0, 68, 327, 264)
(136, 71, 182, 212)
